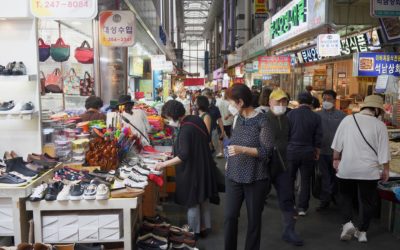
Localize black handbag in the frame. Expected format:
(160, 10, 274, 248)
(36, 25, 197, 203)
(312, 163, 322, 200)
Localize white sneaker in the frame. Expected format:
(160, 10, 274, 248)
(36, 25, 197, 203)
(132, 165, 150, 176)
(113, 177, 125, 189)
(29, 183, 48, 201)
(340, 221, 356, 241)
(123, 177, 148, 189)
(354, 230, 367, 243)
(57, 184, 71, 201)
(298, 210, 307, 216)
(96, 184, 110, 200)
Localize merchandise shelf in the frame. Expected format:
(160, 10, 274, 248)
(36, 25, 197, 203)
(0, 111, 39, 120)
(0, 75, 37, 82)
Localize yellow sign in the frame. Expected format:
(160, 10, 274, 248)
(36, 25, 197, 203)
(30, 0, 98, 19)
(254, 0, 268, 15)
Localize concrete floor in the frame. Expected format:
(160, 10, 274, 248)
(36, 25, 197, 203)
(162, 159, 399, 250)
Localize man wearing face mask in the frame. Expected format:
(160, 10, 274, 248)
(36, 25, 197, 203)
(331, 95, 390, 243)
(287, 92, 323, 216)
(266, 89, 304, 246)
(316, 90, 346, 211)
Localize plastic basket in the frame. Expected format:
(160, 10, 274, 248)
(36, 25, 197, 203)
(377, 180, 400, 203)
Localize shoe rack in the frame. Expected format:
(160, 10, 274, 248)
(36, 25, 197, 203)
(0, 8, 42, 157)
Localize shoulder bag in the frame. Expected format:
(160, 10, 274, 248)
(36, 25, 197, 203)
(63, 68, 81, 95)
(74, 40, 94, 64)
(45, 68, 63, 93)
(80, 71, 95, 96)
(38, 38, 50, 62)
(50, 38, 70, 62)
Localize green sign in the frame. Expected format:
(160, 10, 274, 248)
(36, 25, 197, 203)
(270, 0, 307, 39)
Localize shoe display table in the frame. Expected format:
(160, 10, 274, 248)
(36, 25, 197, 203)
(26, 198, 141, 250)
(0, 163, 62, 244)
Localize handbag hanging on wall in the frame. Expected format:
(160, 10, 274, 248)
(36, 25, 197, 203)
(74, 40, 94, 64)
(45, 68, 63, 93)
(63, 68, 81, 95)
(40, 71, 46, 95)
(80, 71, 95, 96)
(50, 38, 70, 62)
(38, 38, 50, 62)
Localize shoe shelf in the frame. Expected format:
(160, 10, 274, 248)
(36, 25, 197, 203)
(26, 197, 141, 250)
(0, 111, 39, 120)
(0, 163, 62, 244)
(0, 75, 37, 82)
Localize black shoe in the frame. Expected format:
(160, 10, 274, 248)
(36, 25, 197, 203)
(316, 202, 330, 212)
(5, 157, 38, 177)
(69, 182, 85, 200)
(45, 181, 64, 201)
(74, 243, 103, 250)
(0, 101, 15, 111)
(0, 173, 27, 186)
(3, 62, 16, 75)
(21, 102, 34, 114)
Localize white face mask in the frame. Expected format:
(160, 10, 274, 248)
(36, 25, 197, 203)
(272, 106, 287, 116)
(228, 104, 239, 116)
(168, 119, 180, 127)
(322, 101, 334, 110)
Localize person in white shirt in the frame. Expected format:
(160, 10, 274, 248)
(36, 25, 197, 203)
(217, 88, 234, 138)
(331, 95, 390, 243)
(176, 89, 191, 115)
(107, 95, 151, 146)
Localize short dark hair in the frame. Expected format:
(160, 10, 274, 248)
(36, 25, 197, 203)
(252, 92, 260, 108)
(85, 96, 103, 110)
(298, 92, 313, 105)
(259, 87, 273, 106)
(196, 95, 210, 112)
(226, 84, 252, 108)
(161, 100, 186, 121)
(322, 90, 337, 99)
(305, 85, 313, 92)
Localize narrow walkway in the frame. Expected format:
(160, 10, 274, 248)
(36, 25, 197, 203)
(162, 159, 399, 250)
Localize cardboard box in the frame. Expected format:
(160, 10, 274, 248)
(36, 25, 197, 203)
(42, 216, 58, 228)
(98, 214, 120, 229)
(78, 228, 99, 241)
(42, 226, 58, 243)
(58, 225, 79, 242)
(99, 228, 121, 240)
(58, 215, 78, 228)
(78, 215, 98, 229)
(0, 219, 14, 235)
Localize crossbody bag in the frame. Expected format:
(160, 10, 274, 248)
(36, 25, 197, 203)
(352, 114, 378, 156)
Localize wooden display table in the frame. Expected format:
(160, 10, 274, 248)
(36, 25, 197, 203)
(0, 163, 62, 244)
(26, 198, 140, 250)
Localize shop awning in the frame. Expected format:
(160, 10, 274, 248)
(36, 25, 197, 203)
(184, 78, 205, 86)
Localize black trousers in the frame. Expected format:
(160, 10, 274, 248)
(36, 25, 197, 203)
(338, 178, 379, 232)
(288, 153, 315, 211)
(272, 170, 296, 213)
(318, 154, 337, 203)
(224, 178, 268, 250)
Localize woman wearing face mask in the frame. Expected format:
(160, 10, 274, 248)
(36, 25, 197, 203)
(224, 84, 272, 250)
(332, 95, 390, 243)
(154, 100, 218, 238)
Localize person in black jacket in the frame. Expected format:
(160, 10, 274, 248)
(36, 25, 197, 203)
(155, 100, 218, 237)
(266, 89, 304, 246)
(287, 92, 323, 216)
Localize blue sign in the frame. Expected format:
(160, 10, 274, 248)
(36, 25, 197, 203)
(354, 52, 400, 77)
(152, 70, 163, 100)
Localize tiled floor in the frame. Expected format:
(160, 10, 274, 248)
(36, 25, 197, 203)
(162, 159, 399, 250)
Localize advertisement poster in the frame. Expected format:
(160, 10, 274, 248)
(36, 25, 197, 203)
(129, 56, 144, 77)
(139, 79, 153, 99)
(258, 56, 291, 74)
(317, 34, 341, 57)
(152, 70, 163, 100)
(353, 52, 400, 77)
(100, 11, 135, 47)
(30, 0, 98, 19)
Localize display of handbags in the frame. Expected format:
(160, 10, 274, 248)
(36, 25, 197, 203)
(74, 40, 94, 64)
(80, 71, 95, 96)
(45, 68, 63, 93)
(63, 68, 81, 95)
(38, 38, 50, 62)
(50, 38, 70, 62)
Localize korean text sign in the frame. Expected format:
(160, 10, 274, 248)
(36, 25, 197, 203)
(371, 0, 400, 17)
(258, 56, 291, 74)
(100, 11, 135, 47)
(30, 0, 98, 19)
(354, 52, 400, 77)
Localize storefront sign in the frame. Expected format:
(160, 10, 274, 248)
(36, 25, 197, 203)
(269, 0, 326, 47)
(156, 61, 173, 73)
(371, 0, 400, 17)
(258, 56, 291, 74)
(241, 32, 266, 62)
(100, 11, 135, 47)
(213, 68, 223, 80)
(353, 52, 400, 77)
(129, 56, 143, 77)
(235, 65, 244, 77)
(245, 63, 255, 73)
(30, 0, 98, 19)
(151, 55, 166, 70)
(253, 61, 259, 72)
(317, 34, 341, 57)
(297, 47, 321, 64)
(254, 0, 268, 18)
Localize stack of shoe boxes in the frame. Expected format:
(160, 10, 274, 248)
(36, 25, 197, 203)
(42, 213, 122, 243)
(0, 200, 13, 235)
